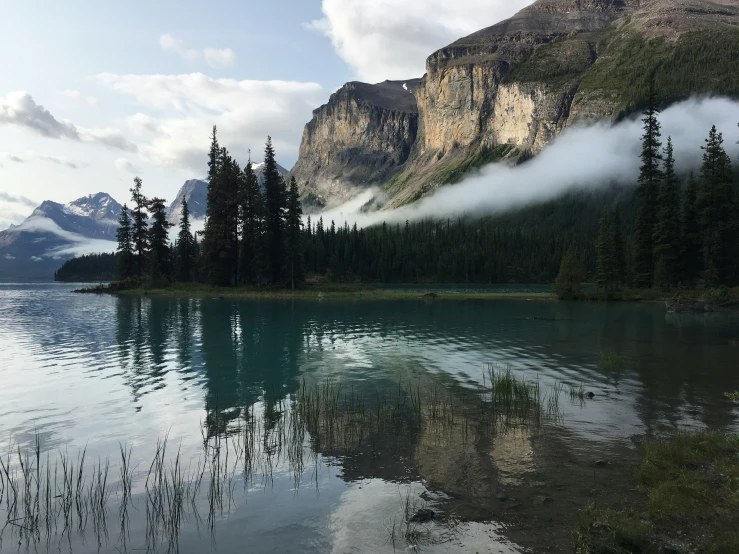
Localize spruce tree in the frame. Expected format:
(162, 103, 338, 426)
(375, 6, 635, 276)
(699, 126, 736, 285)
(285, 176, 304, 290)
(681, 172, 702, 285)
(612, 210, 626, 288)
(116, 203, 135, 280)
(201, 128, 239, 286)
(239, 162, 265, 285)
(653, 137, 682, 289)
(262, 137, 287, 285)
(633, 84, 663, 288)
(130, 177, 149, 277)
(176, 199, 195, 282)
(596, 208, 615, 290)
(148, 197, 173, 282)
(554, 247, 584, 300)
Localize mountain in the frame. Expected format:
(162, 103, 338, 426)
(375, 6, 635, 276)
(0, 193, 121, 279)
(291, 0, 739, 210)
(167, 162, 290, 223)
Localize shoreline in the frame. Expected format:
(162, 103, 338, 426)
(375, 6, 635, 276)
(107, 284, 557, 301)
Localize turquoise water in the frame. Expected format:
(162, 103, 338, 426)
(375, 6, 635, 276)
(0, 282, 737, 553)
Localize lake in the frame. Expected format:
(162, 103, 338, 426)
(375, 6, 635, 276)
(1, 282, 737, 553)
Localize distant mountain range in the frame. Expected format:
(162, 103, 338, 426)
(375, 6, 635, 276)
(1, 162, 289, 279)
(0, 193, 121, 279)
(166, 162, 289, 223)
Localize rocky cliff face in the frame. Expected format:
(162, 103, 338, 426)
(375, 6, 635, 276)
(290, 80, 420, 209)
(292, 0, 739, 210)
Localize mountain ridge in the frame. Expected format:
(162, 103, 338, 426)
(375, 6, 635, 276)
(290, 0, 739, 211)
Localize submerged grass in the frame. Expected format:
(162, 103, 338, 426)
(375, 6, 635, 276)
(0, 366, 582, 551)
(574, 431, 739, 553)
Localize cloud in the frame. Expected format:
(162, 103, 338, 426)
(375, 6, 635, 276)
(57, 90, 98, 107)
(97, 72, 327, 171)
(0, 191, 36, 207)
(0, 151, 81, 169)
(0, 91, 80, 139)
(114, 157, 141, 173)
(0, 91, 136, 151)
(320, 97, 739, 228)
(306, 0, 535, 81)
(160, 34, 237, 68)
(80, 127, 138, 152)
(204, 48, 237, 68)
(13, 215, 117, 258)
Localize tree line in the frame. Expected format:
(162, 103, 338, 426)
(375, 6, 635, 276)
(115, 127, 304, 289)
(557, 86, 738, 298)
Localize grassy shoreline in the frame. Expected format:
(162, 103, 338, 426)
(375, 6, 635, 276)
(105, 282, 557, 301)
(574, 431, 739, 553)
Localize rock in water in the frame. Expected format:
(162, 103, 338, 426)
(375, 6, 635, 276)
(408, 508, 435, 523)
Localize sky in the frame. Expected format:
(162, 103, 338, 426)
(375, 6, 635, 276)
(0, 0, 534, 230)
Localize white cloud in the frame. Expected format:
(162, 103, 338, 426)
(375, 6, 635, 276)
(324, 97, 739, 228)
(114, 157, 140, 173)
(160, 34, 238, 67)
(306, 0, 535, 81)
(57, 90, 98, 107)
(0, 91, 136, 151)
(0, 91, 79, 139)
(13, 215, 117, 258)
(0, 151, 81, 169)
(204, 47, 237, 68)
(160, 34, 200, 62)
(0, 191, 36, 207)
(97, 72, 327, 172)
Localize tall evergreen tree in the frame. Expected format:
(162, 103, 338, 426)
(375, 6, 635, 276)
(612, 210, 627, 287)
(285, 176, 304, 290)
(176, 199, 196, 282)
(130, 177, 149, 277)
(262, 137, 287, 285)
(116, 203, 135, 280)
(201, 128, 239, 286)
(698, 126, 736, 285)
(554, 247, 584, 300)
(596, 208, 615, 290)
(632, 84, 663, 288)
(239, 162, 265, 285)
(681, 172, 702, 285)
(148, 197, 173, 282)
(653, 137, 682, 289)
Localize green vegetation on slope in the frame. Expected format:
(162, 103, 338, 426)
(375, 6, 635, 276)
(580, 29, 739, 115)
(505, 27, 739, 116)
(574, 432, 739, 553)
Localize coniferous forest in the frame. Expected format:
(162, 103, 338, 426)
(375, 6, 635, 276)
(59, 101, 739, 294)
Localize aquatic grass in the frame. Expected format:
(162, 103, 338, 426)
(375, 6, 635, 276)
(599, 348, 625, 372)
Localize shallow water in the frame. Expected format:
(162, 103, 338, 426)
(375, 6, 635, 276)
(0, 282, 737, 553)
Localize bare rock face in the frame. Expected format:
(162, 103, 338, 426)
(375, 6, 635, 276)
(291, 0, 739, 210)
(290, 80, 421, 210)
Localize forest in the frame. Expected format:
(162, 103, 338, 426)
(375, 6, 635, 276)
(57, 90, 739, 293)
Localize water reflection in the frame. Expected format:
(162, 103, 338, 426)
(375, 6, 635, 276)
(1, 284, 739, 553)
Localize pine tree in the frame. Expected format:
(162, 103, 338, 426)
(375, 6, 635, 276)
(285, 176, 304, 290)
(176, 199, 195, 282)
(554, 247, 584, 300)
(130, 177, 149, 277)
(201, 128, 239, 286)
(632, 84, 663, 288)
(681, 172, 702, 285)
(239, 162, 265, 285)
(699, 126, 736, 285)
(653, 137, 682, 289)
(262, 137, 287, 285)
(612, 210, 626, 287)
(596, 208, 615, 290)
(148, 197, 173, 282)
(116, 203, 135, 280)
